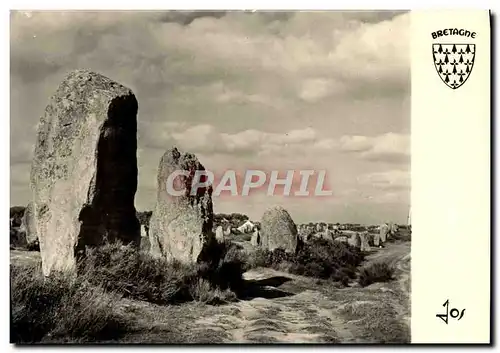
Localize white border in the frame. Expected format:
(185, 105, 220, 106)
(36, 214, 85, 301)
(4, 2, 498, 351)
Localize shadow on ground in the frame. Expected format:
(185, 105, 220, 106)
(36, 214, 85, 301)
(239, 276, 294, 300)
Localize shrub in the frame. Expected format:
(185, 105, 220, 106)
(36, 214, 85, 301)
(78, 243, 196, 305)
(10, 206, 26, 227)
(197, 239, 247, 294)
(357, 262, 395, 287)
(26, 240, 40, 252)
(78, 240, 245, 305)
(10, 263, 129, 344)
(188, 278, 237, 305)
(248, 238, 364, 285)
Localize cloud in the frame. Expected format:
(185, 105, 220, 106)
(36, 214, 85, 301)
(156, 11, 227, 25)
(299, 79, 343, 103)
(168, 124, 325, 155)
(10, 11, 410, 223)
(339, 132, 410, 163)
(141, 122, 342, 158)
(358, 169, 410, 191)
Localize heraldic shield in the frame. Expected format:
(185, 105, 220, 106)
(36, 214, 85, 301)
(432, 44, 475, 89)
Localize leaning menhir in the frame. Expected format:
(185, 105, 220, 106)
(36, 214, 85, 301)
(30, 70, 140, 276)
(149, 147, 215, 264)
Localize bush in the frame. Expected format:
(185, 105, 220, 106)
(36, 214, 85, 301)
(26, 240, 40, 252)
(136, 210, 152, 227)
(388, 229, 411, 243)
(357, 262, 395, 287)
(10, 206, 26, 227)
(188, 278, 237, 305)
(78, 240, 245, 305)
(248, 238, 364, 285)
(11, 240, 247, 343)
(10, 263, 129, 343)
(213, 213, 249, 229)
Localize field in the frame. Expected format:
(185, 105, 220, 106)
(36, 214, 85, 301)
(10, 239, 410, 344)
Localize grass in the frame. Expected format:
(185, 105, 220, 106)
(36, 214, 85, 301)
(226, 232, 252, 242)
(247, 238, 365, 286)
(357, 261, 395, 287)
(10, 263, 130, 344)
(10, 239, 246, 343)
(387, 229, 412, 243)
(338, 295, 409, 343)
(78, 241, 244, 305)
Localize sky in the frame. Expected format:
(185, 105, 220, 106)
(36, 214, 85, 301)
(10, 10, 410, 224)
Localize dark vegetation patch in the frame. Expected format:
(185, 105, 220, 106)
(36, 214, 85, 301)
(10, 239, 246, 344)
(247, 238, 365, 286)
(10, 263, 130, 344)
(357, 262, 395, 287)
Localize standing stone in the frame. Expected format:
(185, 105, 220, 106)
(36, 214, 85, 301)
(223, 226, 232, 236)
(20, 201, 38, 246)
(360, 232, 371, 251)
(380, 223, 389, 243)
(298, 226, 313, 242)
(215, 226, 225, 243)
(315, 223, 323, 233)
(30, 70, 140, 276)
(334, 236, 348, 244)
(149, 147, 214, 264)
(348, 233, 361, 248)
(373, 233, 381, 247)
(140, 236, 151, 252)
(251, 229, 260, 246)
(389, 223, 398, 237)
(324, 229, 335, 242)
(260, 206, 298, 253)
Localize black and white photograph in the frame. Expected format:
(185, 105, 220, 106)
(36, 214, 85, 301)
(9, 9, 445, 344)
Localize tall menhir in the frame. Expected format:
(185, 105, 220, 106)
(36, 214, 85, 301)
(28, 69, 140, 276)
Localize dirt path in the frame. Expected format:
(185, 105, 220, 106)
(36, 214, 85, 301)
(10, 241, 411, 343)
(188, 241, 411, 343)
(363, 242, 411, 331)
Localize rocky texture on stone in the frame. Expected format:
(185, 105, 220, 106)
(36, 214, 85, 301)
(140, 236, 151, 253)
(20, 202, 38, 246)
(359, 232, 371, 251)
(389, 222, 398, 237)
(251, 229, 260, 246)
(29, 70, 140, 276)
(215, 226, 225, 243)
(260, 206, 298, 253)
(324, 229, 335, 242)
(379, 223, 390, 243)
(348, 233, 361, 249)
(149, 147, 214, 264)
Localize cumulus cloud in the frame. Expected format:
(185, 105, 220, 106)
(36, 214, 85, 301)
(358, 169, 410, 191)
(152, 124, 334, 156)
(339, 132, 410, 163)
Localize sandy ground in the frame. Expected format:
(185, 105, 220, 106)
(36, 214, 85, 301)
(10, 241, 411, 344)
